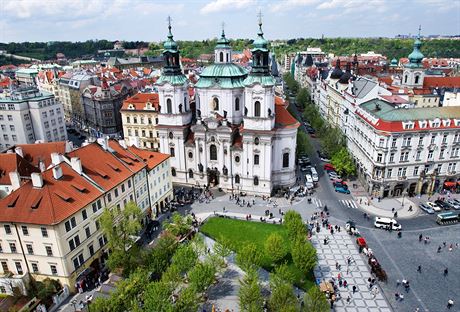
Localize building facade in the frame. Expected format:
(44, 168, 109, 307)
(0, 87, 67, 149)
(156, 21, 298, 195)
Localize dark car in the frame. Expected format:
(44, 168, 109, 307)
(333, 181, 348, 189)
(434, 199, 450, 210)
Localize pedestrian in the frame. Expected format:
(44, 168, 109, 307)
(352, 285, 357, 293)
(346, 296, 351, 304)
(339, 280, 343, 287)
(335, 261, 339, 270)
(438, 245, 442, 253)
(444, 268, 449, 276)
(396, 279, 400, 287)
(343, 280, 348, 288)
(447, 299, 454, 309)
(409, 205, 413, 212)
(417, 265, 421, 273)
(419, 234, 423, 242)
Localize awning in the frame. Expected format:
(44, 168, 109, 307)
(444, 181, 456, 187)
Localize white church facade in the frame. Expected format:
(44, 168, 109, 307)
(156, 20, 299, 195)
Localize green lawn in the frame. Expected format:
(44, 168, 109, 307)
(200, 217, 315, 291)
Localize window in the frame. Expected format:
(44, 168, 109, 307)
(166, 98, 172, 114)
(283, 153, 289, 168)
(402, 137, 411, 146)
(430, 135, 436, 144)
(254, 154, 260, 165)
(82, 209, 87, 220)
(188, 151, 193, 159)
(107, 193, 112, 202)
(10, 243, 17, 253)
(1, 261, 8, 272)
(7, 115, 12, 121)
(391, 138, 397, 148)
(399, 152, 409, 162)
(95, 220, 100, 231)
(50, 265, 57, 275)
(128, 180, 132, 188)
(442, 134, 448, 144)
(45, 246, 53, 256)
(413, 166, 419, 176)
(235, 98, 240, 111)
(253, 176, 259, 186)
(427, 150, 433, 160)
(65, 217, 77, 232)
(9, 125, 15, 131)
(414, 75, 419, 84)
(188, 169, 194, 178)
(404, 75, 408, 83)
(416, 150, 421, 161)
(418, 136, 424, 146)
(389, 153, 395, 163)
(126, 116, 130, 123)
(26, 244, 34, 254)
(114, 189, 119, 198)
(40, 227, 48, 237)
(31, 263, 39, 273)
(219, 51, 224, 62)
(15, 262, 23, 275)
(254, 137, 260, 145)
(254, 101, 261, 117)
(377, 154, 383, 163)
(235, 155, 240, 163)
(4, 225, 11, 235)
(85, 227, 91, 238)
(210, 145, 217, 160)
(213, 97, 219, 110)
(170, 147, 175, 157)
(171, 168, 176, 177)
(121, 184, 125, 193)
(397, 167, 403, 177)
(379, 138, 384, 147)
(89, 244, 94, 256)
(386, 169, 392, 178)
(440, 149, 445, 159)
(235, 175, 240, 184)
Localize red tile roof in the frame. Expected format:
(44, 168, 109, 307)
(380, 95, 408, 104)
(275, 103, 300, 129)
(0, 163, 103, 225)
(378, 76, 393, 85)
(423, 76, 460, 89)
(16, 142, 68, 168)
(108, 139, 146, 173)
(121, 92, 159, 111)
(0, 153, 39, 185)
(67, 143, 133, 190)
(127, 145, 170, 171)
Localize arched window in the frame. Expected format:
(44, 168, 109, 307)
(415, 75, 420, 84)
(283, 152, 289, 168)
(210, 144, 217, 160)
(235, 98, 240, 111)
(213, 97, 219, 110)
(219, 52, 223, 62)
(404, 75, 408, 84)
(171, 168, 176, 176)
(188, 169, 194, 178)
(226, 53, 229, 63)
(184, 96, 187, 109)
(235, 174, 240, 184)
(254, 137, 260, 145)
(253, 176, 259, 186)
(254, 101, 261, 117)
(166, 98, 172, 114)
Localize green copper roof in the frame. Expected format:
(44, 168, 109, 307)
(163, 24, 178, 53)
(199, 63, 248, 78)
(243, 75, 276, 87)
(195, 77, 246, 89)
(156, 74, 187, 86)
(390, 58, 398, 66)
(361, 99, 460, 121)
(252, 20, 269, 52)
(216, 29, 231, 49)
(406, 36, 424, 67)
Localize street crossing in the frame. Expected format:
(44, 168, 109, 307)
(312, 198, 322, 208)
(339, 199, 359, 209)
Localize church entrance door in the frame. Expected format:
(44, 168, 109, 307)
(207, 167, 220, 187)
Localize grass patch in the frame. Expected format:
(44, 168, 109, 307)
(200, 217, 315, 291)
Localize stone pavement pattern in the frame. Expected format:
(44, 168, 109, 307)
(312, 228, 393, 312)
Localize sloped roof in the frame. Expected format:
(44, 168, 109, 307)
(423, 76, 460, 89)
(16, 142, 68, 168)
(121, 93, 159, 111)
(0, 153, 39, 185)
(275, 102, 300, 129)
(127, 145, 170, 171)
(108, 139, 145, 173)
(0, 163, 103, 225)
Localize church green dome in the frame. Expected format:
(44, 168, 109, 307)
(163, 25, 178, 53)
(407, 37, 424, 68)
(252, 22, 269, 52)
(391, 58, 398, 65)
(199, 63, 247, 78)
(216, 29, 231, 49)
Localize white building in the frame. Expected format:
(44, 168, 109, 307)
(0, 86, 67, 149)
(156, 21, 299, 195)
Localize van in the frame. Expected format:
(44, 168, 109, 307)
(374, 217, 401, 231)
(305, 174, 314, 189)
(311, 167, 319, 182)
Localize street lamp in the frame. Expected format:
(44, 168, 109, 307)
(401, 191, 407, 207)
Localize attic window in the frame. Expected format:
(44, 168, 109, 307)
(7, 194, 20, 208)
(71, 183, 87, 193)
(55, 190, 72, 202)
(107, 163, 121, 172)
(31, 195, 43, 209)
(95, 168, 109, 179)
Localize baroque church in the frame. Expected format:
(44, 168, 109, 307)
(156, 19, 299, 195)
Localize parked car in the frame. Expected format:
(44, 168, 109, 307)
(324, 164, 335, 171)
(374, 217, 401, 231)
(329, 172, 341, 180)
(446, 199, 460, 210)
(434, 199, 450, 210)
(333, 181, 348, 189)
(419, 203, 435, 214)
(317, 151, 330, 162)
(426, 201, 442, 212)
(334, 185, 350, 194)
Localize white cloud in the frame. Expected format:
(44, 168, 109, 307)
(200, 0, 256, 14)
(270, 0, 319, 12)
(317, 0, 386, 10)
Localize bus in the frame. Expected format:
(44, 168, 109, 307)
(436, 212, 460, 225)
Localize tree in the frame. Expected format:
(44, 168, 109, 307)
(269, 274, 297, 312)
(273, 263, 295, 285)
(239, 268, 263, 312)
(236, 243, 263, 272)
(100, 201, 142, 274)
(213, 235, 232, 259)
(188, 261, 216, 293)
(163, 212, 193, 237)
(161, 264, 182, 289)
(302, 286, 330, 312)
(171, 244, 198, 274)
(175, 286, 199, 312)
(320, 126, 345, 156)
(283, 210, 306, 242)
(265, 233, 287, 264)
(146, 231, 178, 281)
(143, 281, 174, 312)
(296, 88, 310, 109)
(296, 131, 312, 156)
(291, 239, 317, 275)
(331, 147, 356, 177)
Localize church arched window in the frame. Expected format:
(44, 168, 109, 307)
(188, 169, 194, 178)
(253, 176, 259, 186)
(220, 52, 224, 63)
(235, 98, 240, 111)
(415, 75, 420, 84)
(283, 152, 289, 168)
(213, 97, 219, 110)
(404, 75, 408, 84)
(171, 168, 176, 176)
(210, 144, 217, 160)
(254, 101, 261, 117)
(166, 98, 172, 114)
(235, 174, 240, 184)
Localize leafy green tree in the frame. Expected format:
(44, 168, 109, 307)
(146, 231, 178, 280)
(239, 268, 263, 312)
(143, 281, 174, 312)
(296, 88, 310, 109)
(320, 126, 345, 156)
(89, 297, 111, 312)
(273, 263, 295, 285)
(171, 244, 198, 274)
(161, 264, 182, 288)
(175, 286, 199, 312)
(301, 286, 330, 312)
(100, 202, 142, 274)
(236, 243, 263, 272)
(163, 212, 193, 237)
(291, 239, 317, 275)
(188, 261, 216, 293)
(265, 233, 287, 263)
(296, 131, 312, 156)
(331, 147, 356, 177)
(283, 210, 306, 242)
(269, 275, 297, 312)
(213, 235, 232, 259)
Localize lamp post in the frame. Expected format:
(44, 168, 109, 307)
(401, 191, 407, 207)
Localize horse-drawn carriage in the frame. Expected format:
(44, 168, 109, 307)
(368, 256, 388, 282)
(346, 220, 360, 236)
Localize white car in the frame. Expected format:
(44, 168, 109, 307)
(328, 172, 341, 180)
(374, 217, 402, 231)
(426, 201, 442, 212)
(446, 200, 460, 210)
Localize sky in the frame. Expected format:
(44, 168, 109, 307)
(0, 0, 459, 42)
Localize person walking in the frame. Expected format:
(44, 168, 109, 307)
(444, 268, 449, 276)
(447, 299, 454, 309)
(352, 285, 357, 294)
(418, 234, 423, 242)
(417, 265, 421, 273)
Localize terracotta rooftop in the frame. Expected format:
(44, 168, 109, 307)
(423, 76, 460, 89)
(0, 153, 39, 186)
(16, 142, 69, 169)
(108, 139, 146, 173)
(0, 163, 103, 225)
(275, 102, 300, 129)
(121, 92, 159, 111)
(127, 145, 170, 171)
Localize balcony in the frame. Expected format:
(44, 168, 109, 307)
(401, 145, 412, 150)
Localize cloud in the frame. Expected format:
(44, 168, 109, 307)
(317, 0, 386, 10)
(200, 0, 256, 14)
(270, 0, 319, 12)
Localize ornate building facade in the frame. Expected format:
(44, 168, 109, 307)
(156, 20, 299, 195)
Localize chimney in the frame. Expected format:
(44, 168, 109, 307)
(71, 157, 83, 175)
(52, 165, 63, 180)
(38, 159, 46, 172)
(119, 140, 127, 149)
(51, 152, 62, 165)
(9, 171, 21, 191)
(31, 172, 44, 188)
(15, 146, 23, 157)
